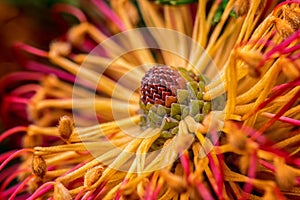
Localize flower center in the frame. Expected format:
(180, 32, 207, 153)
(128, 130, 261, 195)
(140, 65, 186, 107)
(140, 65, 212, 139)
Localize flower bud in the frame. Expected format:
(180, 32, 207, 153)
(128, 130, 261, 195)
(32, 155, 47, 178)
(54, 182, 72, 200)
(84, 165, 104, 188)
(58, 116, 74, 140)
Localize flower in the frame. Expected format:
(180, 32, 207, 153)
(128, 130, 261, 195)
(1, 0, 300, 199)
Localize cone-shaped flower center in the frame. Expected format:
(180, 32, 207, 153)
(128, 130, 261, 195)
(141, 65, 186, 107)
(140, 65, 212, 138)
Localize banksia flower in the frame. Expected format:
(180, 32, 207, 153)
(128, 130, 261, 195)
(0, 0, 300, 199)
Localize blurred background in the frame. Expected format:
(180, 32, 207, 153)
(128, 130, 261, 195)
(0, 0, 80, 147)
(0, 0, 79, 77)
